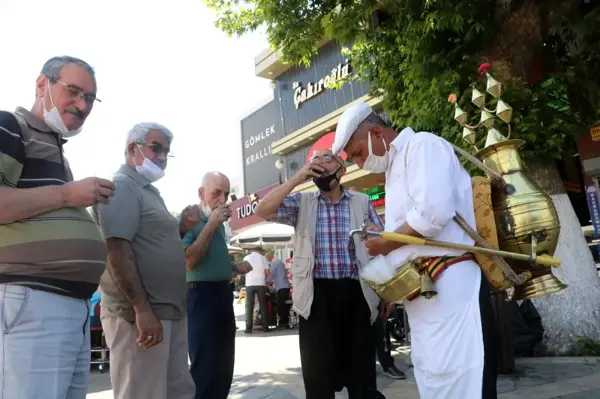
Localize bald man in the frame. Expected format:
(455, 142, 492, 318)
(256, 149, 385, 399)
(182, 172, 252, 399)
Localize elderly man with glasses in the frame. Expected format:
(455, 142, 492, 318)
(93, 122, 198, 399)
(0, 55, 116, 399)
(255, 149, 385, 399)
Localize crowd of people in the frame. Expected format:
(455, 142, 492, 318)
(0, 54, 497, 399)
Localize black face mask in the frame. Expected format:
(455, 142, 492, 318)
(313, 167, 341, 192)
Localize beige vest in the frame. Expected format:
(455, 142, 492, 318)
(290, 191, 380, 323)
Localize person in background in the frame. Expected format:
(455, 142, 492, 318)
(243, 247, 271, 333)
(0, 55, 115, 398)
(94, 122, 197, 399)
(255, 149, 384, 399)
(266, 253, 291, 329)
(183, 171, 252, 399)
(375, 303, 406, 380)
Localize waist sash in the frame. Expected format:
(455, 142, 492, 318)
(406, 253, 475, 301)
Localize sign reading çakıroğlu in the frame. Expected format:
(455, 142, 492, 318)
(241, 101, 284, 195)
(293, 61, 351, 109)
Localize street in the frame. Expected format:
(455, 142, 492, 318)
(87, 301, 600, 399)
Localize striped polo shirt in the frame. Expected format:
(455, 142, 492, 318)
(0, 107, 106, 299)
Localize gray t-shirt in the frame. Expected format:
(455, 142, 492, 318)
(94, 165, 187, 322)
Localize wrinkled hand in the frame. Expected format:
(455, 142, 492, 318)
(292, 159, 325, 185)
(135, 308, 163, 349)
(63, 177, 116, 207)
(180, 204, 201, 232)
(235, 261, 253, 275)
(365, 236, 393, 257)
(208, 204, 231, 226)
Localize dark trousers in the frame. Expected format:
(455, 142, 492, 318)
(187, 281, 235, 399)
(374, 316, 394, 370)
(276, 288, 290, 327)
(480, 271, 499, 399)
(299, 278, 378, 399)
(245, 285, 269, 330)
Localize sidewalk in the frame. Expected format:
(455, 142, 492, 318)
(229, 356, 600, 399)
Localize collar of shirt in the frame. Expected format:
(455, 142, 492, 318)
(312, 186, 353, 204)
(118, 164, 156, 190)
(387, 127, 416, 175)
(14, 106, 67, 144)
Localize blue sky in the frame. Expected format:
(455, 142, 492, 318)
(0, 0, 272, 212)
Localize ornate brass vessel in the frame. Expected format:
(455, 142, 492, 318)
(475, 136, 566, 299)
(451, 71, 567, 300)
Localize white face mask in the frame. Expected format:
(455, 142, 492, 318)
(363, 131, 389, 174)
(134, 146, 165, 183)
(42, 80, 83, 138)
(202, 203, 212, 218)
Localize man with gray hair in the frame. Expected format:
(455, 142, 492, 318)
(0, 55, 115, 398)
(94, 122, 198, 399)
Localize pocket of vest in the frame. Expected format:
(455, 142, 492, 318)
(291, 256, 311, 279)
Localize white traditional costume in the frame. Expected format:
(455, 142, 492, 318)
(333, 103, 487, 399)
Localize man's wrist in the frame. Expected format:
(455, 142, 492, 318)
(133, 300, 152, 314)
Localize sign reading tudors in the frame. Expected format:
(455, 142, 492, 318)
(293, 61, 351, 109)
(230, 183, 279, 231)
(241, 101, 284, 195)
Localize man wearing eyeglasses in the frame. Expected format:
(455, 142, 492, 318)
(0, 56, 117, 398)
(93, 123, 197, 399)
(255, 149, 385, 399)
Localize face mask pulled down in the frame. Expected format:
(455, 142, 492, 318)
(43, 80, 82, 138)
(313, 166, 342, 192)
(363, 132, 389, 174)
(134, 146, 166, 183)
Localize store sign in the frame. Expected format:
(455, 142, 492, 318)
(236, 193, 260, 219)
(364, 187, 386, 208)
(293, 61, 351, 110)
(241, 101, 284, 194)
(591, 124, 600, 142)
(230, 184, 279, 232)
(586, 184, 600, 236)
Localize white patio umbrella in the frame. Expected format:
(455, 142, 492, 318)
(230, 222, 294, 248)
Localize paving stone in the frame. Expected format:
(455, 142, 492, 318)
(556, 388, 600, 399)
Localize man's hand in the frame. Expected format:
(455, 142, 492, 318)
(63, 177, 116, 207)
(180, 204, 201, 233)
(235, 261, 253, 275)
(291, 159, 325, 185)
(135, 308, 163, 349)
(208, 204, 231, 226)
(365, 236, 395, 257)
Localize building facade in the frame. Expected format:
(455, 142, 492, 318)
(230, 41, 388, 234)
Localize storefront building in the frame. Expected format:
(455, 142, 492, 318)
(230, 41, 389, 236)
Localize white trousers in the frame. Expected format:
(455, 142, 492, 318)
(405, 260, 484, 399)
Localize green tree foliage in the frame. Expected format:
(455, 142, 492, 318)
(206, 0, 600, 160)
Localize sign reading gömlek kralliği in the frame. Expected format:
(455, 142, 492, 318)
(241, 100, 284, 194)
(293, 61, 351, 109)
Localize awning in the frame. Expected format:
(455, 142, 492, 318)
(230, 222, 294, 247)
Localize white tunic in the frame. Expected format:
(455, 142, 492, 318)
(382, 128, 484, 399)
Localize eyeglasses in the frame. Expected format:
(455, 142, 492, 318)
(310, 154, 336, 163)
(49, 76, 101, 105)
(137, 141, 174, 158)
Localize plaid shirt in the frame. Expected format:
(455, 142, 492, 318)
(271, 190, 383, 280)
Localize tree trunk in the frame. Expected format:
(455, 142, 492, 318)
(526, 158, 600, 354)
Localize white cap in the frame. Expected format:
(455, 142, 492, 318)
(332, 102, 372, 155)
